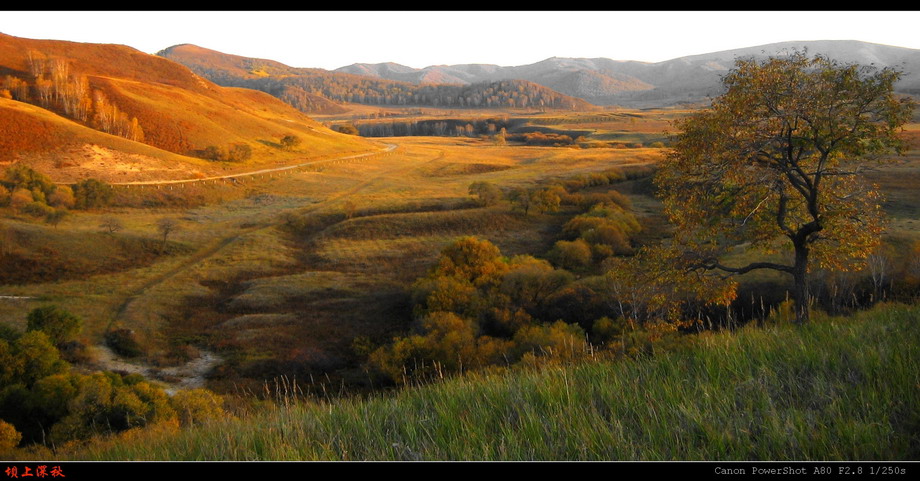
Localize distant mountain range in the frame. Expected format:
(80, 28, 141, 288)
(160, 40, 920, 111)
(333, 40, 920, 107)
(157, 44, 599, 112)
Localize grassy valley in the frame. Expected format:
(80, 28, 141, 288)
(0, 33, 918, 463)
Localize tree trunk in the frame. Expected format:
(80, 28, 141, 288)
(792, 241, 810, 324)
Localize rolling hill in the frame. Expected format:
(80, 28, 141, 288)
(0, 33, 377, 183)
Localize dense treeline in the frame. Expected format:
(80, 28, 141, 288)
(1, 51, 144, 142)
(185, 66, 594, 112)
(351, 119, 590, 146)
(354, 117, 514, 138)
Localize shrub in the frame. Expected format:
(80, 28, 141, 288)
(549, 239, 593, 270)
(591, 316, 629, 344)
(468, 181, 503, 207)
(21, 201, 54, 218)
(48, 185, 75, 208)
(510, 320, 587, 361)
(13, 331, 68, 385)
(333, 123, 359, 135)
(0, 420, 21, 453)
(104, 328, 143, 358)
(169, 389, 225, 427)
(1, 165, 54, 199)
(26, 305, 83, 346)
(280, 134, 301, 150)
(72, 178, 113, 209)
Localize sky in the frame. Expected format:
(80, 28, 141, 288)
(1, 11, 920, 70)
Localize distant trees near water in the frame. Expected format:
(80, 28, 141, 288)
(1, 51, 144, 142)
(351, 118, 582, 146)
(223, 73, 591, 111)
(353, 117, 513, 138)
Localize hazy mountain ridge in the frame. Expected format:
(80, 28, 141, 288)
(333, 40, 920, 107)
(159, 44, 598, 112)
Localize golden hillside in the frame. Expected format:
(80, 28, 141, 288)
(0, 33, 378, 182)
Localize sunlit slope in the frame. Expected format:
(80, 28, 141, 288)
(0, 33, 377, 181)
(0, 97, 211, 183)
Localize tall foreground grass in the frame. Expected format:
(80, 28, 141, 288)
(68, 303, 919, 461)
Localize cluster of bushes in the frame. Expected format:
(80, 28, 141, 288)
(332, 123, 359, 135)
(468, 181, 563, 215)
(369, 166, 680, 384)
(0, 305, 225, 451)
(508, 131, 580, 146)
(0, 165, 113, 224)
(469, 165, 652, 212)
(469, 167, 647, 272)
(351, 118, 514, 139)
(195, 142, 252, 162)
(550, 202, 642, 269)
(368, 237, 596, 384)
(0, 165, 72, 223)
(555, 165, 655, 192)
(580, 140, 667, 149)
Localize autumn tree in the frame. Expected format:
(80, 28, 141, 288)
(468, 181, 502, 207)
(507, 187, 534, 215)
(280, 134, 301, 150)
(0, 420, 20, 453)
(156, 218, 179, 251)
(656, 51, 915, 324)
(100, 217, 124, 235)
(26, 305, 83, 346)
(72, 178, 114, 210)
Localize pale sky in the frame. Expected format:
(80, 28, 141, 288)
(1, 11, 919, 70)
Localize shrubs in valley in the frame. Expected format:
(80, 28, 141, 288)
(373, 163, 765, 384)
(0, 165, 110, 225)
(370, 237, 594, 384)
(26, 305, 83, 347)
(0, 306, 226, 449)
